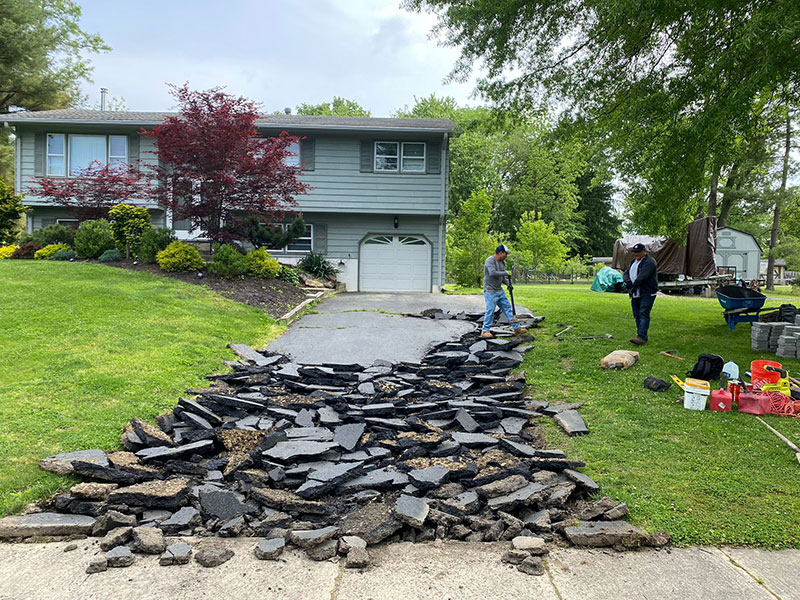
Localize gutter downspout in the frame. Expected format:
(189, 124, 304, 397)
(439, 132, 449, 292)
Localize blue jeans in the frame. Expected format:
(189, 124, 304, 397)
(631, 294, 655, 340)
(483, 290, 520, 332)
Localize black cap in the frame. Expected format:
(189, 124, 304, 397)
(631, 243, 646, 252)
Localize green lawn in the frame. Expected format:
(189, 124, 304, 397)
(0, 261, 283, 517)
(453, 284, 800, 548)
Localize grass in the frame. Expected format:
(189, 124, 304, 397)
(770, 285, 800, 298)
(0, 261, 283, 517)
(451, 284, 800, 548)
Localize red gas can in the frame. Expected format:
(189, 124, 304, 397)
(709, 389, 732, 412)
(737, 392, 771, 415)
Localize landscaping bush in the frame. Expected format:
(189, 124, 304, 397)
(108, 204, 150, 258)
(98, 248, 123, 262)
(50, 249, 77, 261)
(138, 227, 176, 263)
(156, 241, 205, 272)
(245, 248, 281, 279)
(11, 241, 40, 259)
(23, 223, 76, 247)
(298, 251, 337, 280)
(0, 245, 19, 260)
(74, 219, 116, 258)
(207, 243, 247, 278)
(277, 264, 300, 285)
(35, 243, 71, 260)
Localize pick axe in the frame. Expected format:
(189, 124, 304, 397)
(507, 283, 516, 317)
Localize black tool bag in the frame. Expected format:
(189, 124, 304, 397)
(687, 354, 724, 380)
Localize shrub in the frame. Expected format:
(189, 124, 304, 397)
(207, 243, 248, 278)
(11, 241, 41, 259)
(35, 243, 71, 260)
(98, 248, 123, 262)
(74, 219, 116, 258)
(156, 241, 205, 272)
(108, 204, 151, 258)
(0, 180, 28, 245)
(0, 245, 19, 260)
(245, 248, 281, 279)
(138, 228, 176, 263)
(25, 223, 76, 247)
(277, 264, 300, 285)
(298, 251, 337, 280)
(50, 249, 77, 261)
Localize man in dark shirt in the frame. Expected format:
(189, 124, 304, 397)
(622, 243, 659, 345)
(481, 244, 528, 339)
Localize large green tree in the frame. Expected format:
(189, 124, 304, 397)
(446, 189, 498, 287)
(572, 171, 621, 257)
(296, 97, 371, 117)
(0, 0, 108, 182)
(405, 0, 800, 238)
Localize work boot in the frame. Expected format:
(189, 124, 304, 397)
(513, 327, 529, 336)
(630, 337, 647, 345)
(480, 331, 494, 339)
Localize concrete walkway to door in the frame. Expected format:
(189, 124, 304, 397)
(266, 292, 530, 366)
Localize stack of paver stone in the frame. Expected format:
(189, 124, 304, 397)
(0, 311, 667, 576)
(751, 322, 773, 352)
(777, 325, 800, 358)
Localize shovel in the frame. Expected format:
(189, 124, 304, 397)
(507, 283, 516, 317)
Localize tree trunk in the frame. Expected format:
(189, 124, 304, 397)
(717, 164, 739, 227)
(766, 112, 792, 291)
(708, 164, 720, 218)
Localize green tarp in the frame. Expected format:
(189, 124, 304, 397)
(591, 266, 625, 292)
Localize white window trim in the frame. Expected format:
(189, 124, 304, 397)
(56, 218, 80, 227)
(283, 141, 301, 168)
(374, 141, 399, 172)
(46, 133, 66, 176)
(401, 142, 426, 173)
(47, 134, 129, 177)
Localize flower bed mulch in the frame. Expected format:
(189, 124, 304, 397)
(104, 260, 309, 319)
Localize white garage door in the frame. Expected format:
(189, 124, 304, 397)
(360, 235, 431, 292)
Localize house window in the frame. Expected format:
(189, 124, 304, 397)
(56, 219, 80, 229)
(374, 142, 399, 172)
(286, 224, 313, 253)
(69, 135, 108, 175)
(284, 141, 300, 168)
(374, 142, 426, 172)
(46, 134, 66, 176)
(109, 136, 128, 167)
(401, 143, 425, 172)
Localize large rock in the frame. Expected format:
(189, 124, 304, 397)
(39, 449, 108, 476)
(160, 541, 193, 566)
(106, 546, 135, 568)
(250, 487, 326, 514)
(339, 503, 402, 545)
(487, 482, 548, 511)
(394, 494, 429, 528)
(199, 490, 256, 521)
(132, 526, 166, 554)
(333, 423, 365, 452)
(70, 482, 118, 500)
(564, 520, 647, 547)
(408, 465, 450, 491)
(477, 474, 528, 498)
(159, 506, 201, 533)
(262, 441, 338, 462)
(99, 526, 132, 551)
(289, 526, 339, 549)
(0, 513, 96, 539)
(195, 542, 235, 567)
(130, 418, 174, 447)
(254, 538, 285, 560)
(563, 469, 600, 492)
(136, 440, 215, 463)
(107, 478, 190, 509)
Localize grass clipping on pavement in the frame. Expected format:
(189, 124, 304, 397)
(0, 261, 283, 517)
(452, 284, 800, 548)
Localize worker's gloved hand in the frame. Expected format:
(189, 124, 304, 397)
(507, 284, 514, 291)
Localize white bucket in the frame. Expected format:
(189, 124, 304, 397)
(683, 378, 710, 410)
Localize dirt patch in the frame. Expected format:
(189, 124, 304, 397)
(101, 260, 308, 319)
(561, 357, 574, 371)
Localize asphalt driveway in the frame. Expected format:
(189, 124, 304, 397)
(265, 292, 530, 366)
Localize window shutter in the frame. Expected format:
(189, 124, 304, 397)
(360, 140, 373, 172)
(34, 133, 45, 176)
(128, 133, 140, 166)
(300, 138, 315, 171)
(427, 141, 442, 174)
(313, 223, 328, 254)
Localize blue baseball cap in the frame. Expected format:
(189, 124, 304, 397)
(496, 244, 510, 254)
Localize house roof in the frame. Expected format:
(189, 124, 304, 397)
(717, 226, 763, 252)
(2, 109, 457, 133)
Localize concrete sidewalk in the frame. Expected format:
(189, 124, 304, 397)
(0, 538, 797, 600)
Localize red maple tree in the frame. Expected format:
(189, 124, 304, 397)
(32, 161, 147, 222)
(141, 84, 308, 243)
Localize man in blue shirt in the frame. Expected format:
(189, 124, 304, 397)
(623, 243, 659, 345)
(481, 244, 528, 339)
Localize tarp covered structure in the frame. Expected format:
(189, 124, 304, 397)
(590, 266, 625, 292)
(612, 217, 718, 278)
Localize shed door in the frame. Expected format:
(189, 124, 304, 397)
(359, 235, 431, 292)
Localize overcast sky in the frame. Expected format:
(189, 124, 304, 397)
(76, 0, 479, 116)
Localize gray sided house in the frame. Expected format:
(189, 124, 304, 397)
(3, 110, 456, 292)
